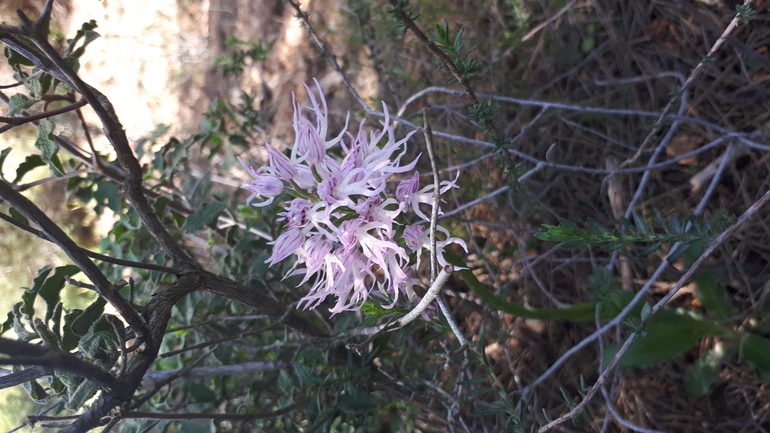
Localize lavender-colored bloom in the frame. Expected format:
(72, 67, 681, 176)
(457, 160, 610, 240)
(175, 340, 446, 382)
(265, 227, 304, 267)
(396, 171, 420, 203)
(239, 80, 466, 315)
(264, 144, 296, 181)
(403, 223, 468, 269)
(238, 157, 284, 207)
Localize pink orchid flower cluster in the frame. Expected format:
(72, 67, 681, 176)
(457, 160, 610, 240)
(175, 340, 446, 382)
(240, 81, 466, 314)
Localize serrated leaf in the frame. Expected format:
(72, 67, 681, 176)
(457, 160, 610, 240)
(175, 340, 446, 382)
(70, 297, 107, 337)
(183, 202, 226, 233)
(7, 93, 35, 116)
(33, 318, 59, 347)
(78, 315, 120, 367)
(67, 379, 98, 410)
(1, 310, 13, 335)
(12, 303, 36, 341)
(49, 375, 66, 394)
(693, 274, 732, 320)
(34, 119, 63, 176)
(22, 378, 49, 403)
(61, 309, 84, 352)
(39, 265, 81, 323)
(51, 302, 63, 339)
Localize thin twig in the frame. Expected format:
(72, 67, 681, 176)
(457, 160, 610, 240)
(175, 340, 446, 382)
(620, 0, 752, 167)
(0, 98, 86, 134)
(521, 0, 578, 42)
(344, 265, 454, 337)
(537, 334, 636, 432)
(423, 110, 468, 347)
(0, 211, 180, 275)
(282, 0, 373, 114)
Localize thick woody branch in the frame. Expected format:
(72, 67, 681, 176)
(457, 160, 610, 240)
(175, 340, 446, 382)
(60, 274, 201, 433)
(0, 179, 148, 339)
(0, 338, 122, 393)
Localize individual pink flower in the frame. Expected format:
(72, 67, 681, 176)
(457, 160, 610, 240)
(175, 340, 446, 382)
(264, 144, 296, 181)
(238, 157, 284, 207)
(265, 227, 304, 267)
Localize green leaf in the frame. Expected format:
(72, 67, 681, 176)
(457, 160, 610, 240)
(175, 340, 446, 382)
(13, 154, 45, 184)
(693, 273, 732, 320)
(178, 420, 215, 433)
(607, 308, 725, 369)
(21, 378, 49, 403)
(34, 119, 63, 176)
(9, 207, 29, 226)
(684, 348, 723, 397)
(12, 303, 36, 341)
(633, 212, 648, 235)
(639, 242, 662, 257)
(640, 302, 652, 323)
(585, 217, 609, 235)
(33, 318, 59, 347)
(4, 46, 35, 67)
(67, 380, 98, 410)
(740, 334, 770, 376)
(8, 93, 35, 116)
(39, 265, 81, 323)
(183, 202, 227, 233)
(0, 147, 11, 181)
(444, 250, 630, 322)
(666, 245, 689, 263)
(467, 387, 498, 397)
(70, 297, 107, 337)
(61, 309, 84, 352)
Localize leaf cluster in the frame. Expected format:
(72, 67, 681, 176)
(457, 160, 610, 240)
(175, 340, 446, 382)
(426, 19, 482, 84)
(534, 211, 730, 262)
